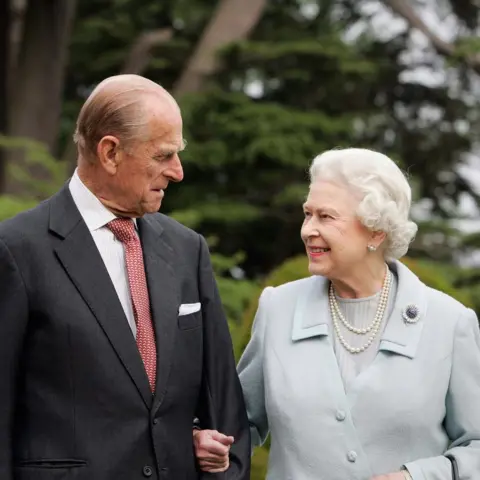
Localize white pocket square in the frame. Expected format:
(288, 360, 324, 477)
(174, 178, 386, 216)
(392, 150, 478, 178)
(178, 302, 201, 316)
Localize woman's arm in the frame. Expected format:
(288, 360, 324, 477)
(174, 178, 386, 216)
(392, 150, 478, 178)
(237, 286, 273, 448)
(403, 308, 480, 480)
(194, 287, 273, 472)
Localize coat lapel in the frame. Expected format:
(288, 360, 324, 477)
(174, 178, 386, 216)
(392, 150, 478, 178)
(291, 276, 330, 341)
(137, 215, 180, 413)
(49, 185, 153, 408)
(378, 260, 427, 359)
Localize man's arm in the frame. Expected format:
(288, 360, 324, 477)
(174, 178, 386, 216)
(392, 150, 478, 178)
(0, 238, 29, 479)
(195, 234, 251, 480)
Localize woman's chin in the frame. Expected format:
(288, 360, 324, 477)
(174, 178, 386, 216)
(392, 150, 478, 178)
(308, 261, 329, 277)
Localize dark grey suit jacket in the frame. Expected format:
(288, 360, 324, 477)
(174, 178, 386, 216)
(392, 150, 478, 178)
(0, 185, 250, 480)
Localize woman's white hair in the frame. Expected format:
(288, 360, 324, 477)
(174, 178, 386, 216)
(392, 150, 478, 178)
(309, 148, 418, 261)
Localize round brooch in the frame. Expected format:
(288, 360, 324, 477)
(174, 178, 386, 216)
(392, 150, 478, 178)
(402, 304, 420, 324)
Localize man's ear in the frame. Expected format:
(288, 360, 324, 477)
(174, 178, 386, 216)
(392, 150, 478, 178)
(97, 135, 121, 174)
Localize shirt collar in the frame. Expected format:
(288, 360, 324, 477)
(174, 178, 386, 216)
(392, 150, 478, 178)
(69, 169, 137, 232)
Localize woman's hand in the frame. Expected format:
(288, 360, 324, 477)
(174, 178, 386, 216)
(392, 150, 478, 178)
(193, 429, 234, 473)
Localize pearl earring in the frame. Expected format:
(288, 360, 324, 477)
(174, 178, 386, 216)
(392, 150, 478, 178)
(367, 245, 377, 252)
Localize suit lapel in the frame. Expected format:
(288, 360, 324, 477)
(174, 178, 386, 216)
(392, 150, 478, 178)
(137, 215, 180, 412)
(49, 186, 153, 408)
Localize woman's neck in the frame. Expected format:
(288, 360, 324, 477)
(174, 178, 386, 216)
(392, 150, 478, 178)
(330, 261, 387, 299)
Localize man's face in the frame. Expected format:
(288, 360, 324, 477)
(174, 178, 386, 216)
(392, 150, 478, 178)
(102, 103, 184, 217)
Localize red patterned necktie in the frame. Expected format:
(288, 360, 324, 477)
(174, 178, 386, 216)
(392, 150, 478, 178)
(107, 218, 157, 392)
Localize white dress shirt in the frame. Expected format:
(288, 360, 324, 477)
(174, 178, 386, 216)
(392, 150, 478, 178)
(69, 170, 137, 337)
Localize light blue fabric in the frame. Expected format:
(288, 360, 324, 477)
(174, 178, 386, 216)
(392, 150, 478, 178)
(237, 261, 480, 480)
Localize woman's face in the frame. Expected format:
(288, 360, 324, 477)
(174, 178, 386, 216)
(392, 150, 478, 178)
(301, 180, 381, 279)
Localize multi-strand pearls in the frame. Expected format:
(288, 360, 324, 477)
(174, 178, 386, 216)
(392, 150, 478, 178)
(329, 266, 391, 354)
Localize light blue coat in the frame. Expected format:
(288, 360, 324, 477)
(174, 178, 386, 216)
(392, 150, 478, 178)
(237, 261, 480, 480)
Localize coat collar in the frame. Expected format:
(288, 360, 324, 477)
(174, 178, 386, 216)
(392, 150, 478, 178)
(291, 260, 427, 359)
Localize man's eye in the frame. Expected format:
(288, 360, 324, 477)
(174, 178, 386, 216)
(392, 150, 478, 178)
(304, 211, 312, 218)
(155, 154, 172, 161)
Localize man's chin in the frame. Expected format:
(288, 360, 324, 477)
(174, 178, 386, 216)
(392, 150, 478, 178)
(143, 200, 162, 214)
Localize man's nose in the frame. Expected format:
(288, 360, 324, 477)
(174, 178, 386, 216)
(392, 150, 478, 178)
(165, 156, 184, 183)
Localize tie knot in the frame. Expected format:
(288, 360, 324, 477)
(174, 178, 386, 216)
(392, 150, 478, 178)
(107, 218, 137, 243)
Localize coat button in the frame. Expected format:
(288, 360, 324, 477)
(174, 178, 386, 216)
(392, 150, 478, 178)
(153, 418, 158, 425)
(335, 410, 346, 421)
(143, 465, 153, 477)
(347, 451, 357, 463)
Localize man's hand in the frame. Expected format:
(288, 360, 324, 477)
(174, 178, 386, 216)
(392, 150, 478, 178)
(193, 429, 234, 473)
(371, 473, 407, 480)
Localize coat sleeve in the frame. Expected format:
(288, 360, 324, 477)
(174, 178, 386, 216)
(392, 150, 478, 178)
(0, 238, 29, 479)
(237, 286, 273, 449)
(195, 234, 251, 480)
(404, 308, 480, 480)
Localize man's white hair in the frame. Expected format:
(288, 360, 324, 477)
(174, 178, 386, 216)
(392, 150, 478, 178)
(309, 148, 418, 261)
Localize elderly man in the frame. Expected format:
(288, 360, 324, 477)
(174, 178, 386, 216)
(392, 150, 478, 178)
(0, 74, 250, 480)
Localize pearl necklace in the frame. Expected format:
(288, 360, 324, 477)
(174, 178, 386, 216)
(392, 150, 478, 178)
(329, 267, 391, 354)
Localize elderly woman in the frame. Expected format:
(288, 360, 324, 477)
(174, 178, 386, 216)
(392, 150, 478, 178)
(193, 148, 480, 480)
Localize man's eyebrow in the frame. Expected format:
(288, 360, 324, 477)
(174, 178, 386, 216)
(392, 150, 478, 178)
(156, 138, 187, 155)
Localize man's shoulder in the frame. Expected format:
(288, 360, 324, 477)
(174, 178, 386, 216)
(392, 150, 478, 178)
(146, 212, 200, 243)
(0, 198, 51, 245)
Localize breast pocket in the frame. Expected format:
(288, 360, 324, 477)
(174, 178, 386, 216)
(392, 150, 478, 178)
(178, 311, 202, 330)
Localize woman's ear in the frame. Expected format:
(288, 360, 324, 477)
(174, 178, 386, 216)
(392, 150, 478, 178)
(370, 230, 387, 249)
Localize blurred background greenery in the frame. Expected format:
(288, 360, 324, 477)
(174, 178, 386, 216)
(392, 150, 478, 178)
(1, 1, 479, 477)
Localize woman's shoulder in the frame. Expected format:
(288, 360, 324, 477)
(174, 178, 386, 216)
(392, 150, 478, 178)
(424, 286, 475, 324)
(264, 275, 321, 301)
(394, 260, 473, 327)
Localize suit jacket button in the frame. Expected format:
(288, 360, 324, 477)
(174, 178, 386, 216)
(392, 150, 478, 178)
(143, 465, 153, 477)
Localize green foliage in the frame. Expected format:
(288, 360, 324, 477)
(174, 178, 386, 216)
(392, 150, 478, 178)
(58, 0, 480, 283)
(0, 195, 37, 222)
(0, 136, 67, 221)
(401, 258, 474, 307)
(0, 135, 67, 198)
(209, 250, 258, 326)
(251, 443, 269, 480)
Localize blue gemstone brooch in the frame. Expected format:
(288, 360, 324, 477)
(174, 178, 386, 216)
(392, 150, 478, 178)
(402, 304, 420, 324)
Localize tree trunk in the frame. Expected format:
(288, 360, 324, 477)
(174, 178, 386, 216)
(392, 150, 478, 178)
(173, 0, 268, 96)
(9, 0, 28, 93)
(5, 0, 77, 194)
(0, 0, 10, 193)
(121, 28, 173, 74)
